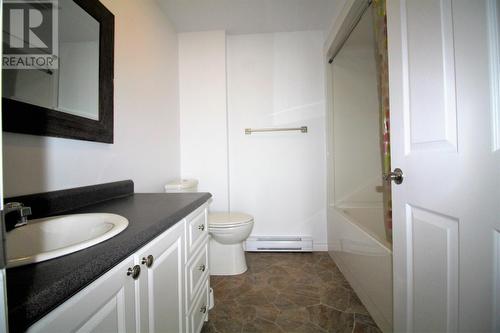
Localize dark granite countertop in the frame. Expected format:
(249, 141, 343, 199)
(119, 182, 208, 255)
(6, 191, 211, 332)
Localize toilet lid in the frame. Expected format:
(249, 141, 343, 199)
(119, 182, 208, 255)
(209, 212, 254, 228)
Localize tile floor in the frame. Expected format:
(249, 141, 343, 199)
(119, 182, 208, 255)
(202, 252, 382, 333)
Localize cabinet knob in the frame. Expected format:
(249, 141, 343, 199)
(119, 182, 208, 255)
(142, 255, 154, 268)
(200, 305, 207, 314)
(198, 224, 205, 231)
(198, 264, 206, 272)
(127, 265, 141, 280)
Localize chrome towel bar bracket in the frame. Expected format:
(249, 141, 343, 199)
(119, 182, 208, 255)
(245, 126, 308, 135)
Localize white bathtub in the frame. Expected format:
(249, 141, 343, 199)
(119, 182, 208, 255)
(327, 204, 393, 332)
(339, 205, 391, 249)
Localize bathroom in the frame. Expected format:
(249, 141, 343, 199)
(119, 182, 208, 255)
(0, 0, 499, 332)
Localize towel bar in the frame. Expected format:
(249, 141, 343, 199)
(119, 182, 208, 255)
(245, 126, 307, 135)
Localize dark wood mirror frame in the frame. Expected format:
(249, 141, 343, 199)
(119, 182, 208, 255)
(2, 0, 115, 143)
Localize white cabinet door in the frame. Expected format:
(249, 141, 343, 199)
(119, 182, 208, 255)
(387, 0, 500, 331)
(137, 221, 186, 333)
(28, 256, 137, 333)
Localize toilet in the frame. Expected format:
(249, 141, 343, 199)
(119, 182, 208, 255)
(165, 179, 254, 275)
(208, 212, 253, 275)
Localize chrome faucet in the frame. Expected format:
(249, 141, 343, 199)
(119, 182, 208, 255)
(4, 202, 32, 230)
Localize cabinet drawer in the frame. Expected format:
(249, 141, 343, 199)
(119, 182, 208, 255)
(187, 243, 209, 304)
(187, 281, 209, 333)
(186, 206, 208, 254)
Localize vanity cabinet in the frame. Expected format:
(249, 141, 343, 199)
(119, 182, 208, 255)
(27, 203, 210, 333)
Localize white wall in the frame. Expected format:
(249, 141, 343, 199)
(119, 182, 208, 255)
(3, 0, 180, 197)
(178, 31, 229, 211)
(227, 31, 328, 250)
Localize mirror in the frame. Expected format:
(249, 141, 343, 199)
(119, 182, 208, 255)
(4, 0, 99, 120)
(2, 0, 114, 143)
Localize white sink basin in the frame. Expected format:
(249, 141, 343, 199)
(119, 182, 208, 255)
(6, 213, 129, 268)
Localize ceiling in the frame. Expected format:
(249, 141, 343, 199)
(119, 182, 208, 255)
(157, 0, 344, 34)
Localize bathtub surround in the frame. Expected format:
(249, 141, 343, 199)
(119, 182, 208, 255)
(3, 0, 180, 197)
(331, 9, 382, 207)
(326, 2, 392, 331)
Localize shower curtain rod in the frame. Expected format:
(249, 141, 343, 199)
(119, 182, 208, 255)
(328, 0, 372, 64)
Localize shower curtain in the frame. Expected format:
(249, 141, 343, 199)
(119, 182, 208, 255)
(372, 0, 392, 243)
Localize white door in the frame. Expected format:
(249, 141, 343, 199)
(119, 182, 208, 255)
(387, 0, 500, 332)
(137, 221, 185, 333)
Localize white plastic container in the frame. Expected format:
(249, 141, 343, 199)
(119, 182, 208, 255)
(164, 179, 198, 193)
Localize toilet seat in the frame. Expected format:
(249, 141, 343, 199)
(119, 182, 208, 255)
(209, 212, 254, 228)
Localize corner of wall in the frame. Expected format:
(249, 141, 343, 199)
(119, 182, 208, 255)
(178, 30, 229, 212)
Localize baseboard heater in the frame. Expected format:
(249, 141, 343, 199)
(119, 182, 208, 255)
(245, 236, 313, 252)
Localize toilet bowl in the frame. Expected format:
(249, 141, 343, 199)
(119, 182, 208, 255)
(208, 212, 254, 275)
(164, 179, 254, 276)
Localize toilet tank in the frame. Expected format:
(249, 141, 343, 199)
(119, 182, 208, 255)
(164, 179, 198, 193)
